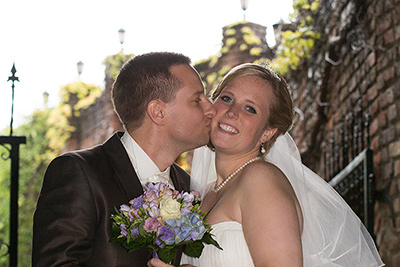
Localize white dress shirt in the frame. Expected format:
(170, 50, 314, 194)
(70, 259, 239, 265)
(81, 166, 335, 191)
(120, 132, 174, 189)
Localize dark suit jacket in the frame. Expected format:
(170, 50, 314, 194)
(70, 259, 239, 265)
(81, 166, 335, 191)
(32, 132, 190, 267)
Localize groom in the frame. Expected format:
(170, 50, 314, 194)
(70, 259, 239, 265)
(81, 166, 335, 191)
(32, 52, 216, 266)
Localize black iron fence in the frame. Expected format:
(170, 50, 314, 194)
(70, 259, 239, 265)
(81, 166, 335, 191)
(323, 95, 375, 235)
(328, 148, 375, 234)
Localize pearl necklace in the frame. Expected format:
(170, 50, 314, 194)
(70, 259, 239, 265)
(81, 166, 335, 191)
(211, 156, 262, 193)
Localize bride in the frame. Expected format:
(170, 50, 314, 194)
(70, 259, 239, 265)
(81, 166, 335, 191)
(148, 63, 384, 267)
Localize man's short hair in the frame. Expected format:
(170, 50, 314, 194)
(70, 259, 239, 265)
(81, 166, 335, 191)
(112, 52, 191, 132)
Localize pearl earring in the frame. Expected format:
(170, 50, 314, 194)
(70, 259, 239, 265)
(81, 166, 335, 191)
(261, 143, 266, 154)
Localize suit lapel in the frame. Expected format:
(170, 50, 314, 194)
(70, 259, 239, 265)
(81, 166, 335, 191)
(102, 132, 143, 200)
(170, 163, 190, 192)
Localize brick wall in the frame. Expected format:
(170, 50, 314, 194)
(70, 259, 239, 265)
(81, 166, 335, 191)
(285, 0, 400, 265)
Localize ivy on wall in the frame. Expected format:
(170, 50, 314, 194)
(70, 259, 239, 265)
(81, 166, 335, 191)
(103, 51, 134, 79)
(47, 81, 101, 152)
(272, 0, 320, 74)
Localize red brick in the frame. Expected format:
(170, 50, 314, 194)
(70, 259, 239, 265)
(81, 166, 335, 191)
(395, 159, 400, 177)
(368, 84, 378, 101)
(376, 15, 391, 35)
(384, 66, 396, 83)
(378, 111, 387, 128)
(370, 99, 379, 117)
(389, 140, 400, 157)
(376, 1, 384, 16)
(376, 73, 385, 91)
(373, 151, 381, 166)
(394, 196, 400, 214)
(370, 118, 380, 136)
(384, 28, 395, 46)
(368, 52, 376, 67)
(385, 0, 395, 12)
(388, 103, 398, 122)
(390, 180, 398, 196)
(372, 136, 380, 151)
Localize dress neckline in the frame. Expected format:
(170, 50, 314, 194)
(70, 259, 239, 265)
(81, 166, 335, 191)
(211, 220, 242, 227)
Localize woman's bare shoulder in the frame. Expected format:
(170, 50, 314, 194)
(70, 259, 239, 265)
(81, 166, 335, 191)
(239, 160, 292, 192)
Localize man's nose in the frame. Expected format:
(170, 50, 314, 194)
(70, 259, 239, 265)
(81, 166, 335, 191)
(204, 98, 216, 118)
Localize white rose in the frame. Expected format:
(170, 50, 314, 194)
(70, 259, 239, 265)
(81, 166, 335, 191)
(160, 198, 181, 220)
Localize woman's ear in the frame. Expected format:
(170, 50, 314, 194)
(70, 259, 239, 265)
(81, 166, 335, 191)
(147, 100, 166, 126)
(260, 128, 278, 143)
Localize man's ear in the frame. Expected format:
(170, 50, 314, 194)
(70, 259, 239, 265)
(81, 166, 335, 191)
(260, 128, 278, 143)
(147, 100, 166, 126)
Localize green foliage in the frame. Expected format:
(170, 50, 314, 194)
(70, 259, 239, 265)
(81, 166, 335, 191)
(225, 37, 237, 48)
(0, 108, 60, 266)
(241, 27, 262, 46)
(272, 0, 320, 75)
(46, 81, 102, 152)
(250, 47, 263, 56)
(224, 28, 236, 36)
(0, 79, 103, 265)
(240, 43, 248, 51)
(59, 81, 102, 116)
(103, 51, 134, 79)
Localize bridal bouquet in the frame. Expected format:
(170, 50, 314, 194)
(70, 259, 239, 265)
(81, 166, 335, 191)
(110, 182, 221, 263)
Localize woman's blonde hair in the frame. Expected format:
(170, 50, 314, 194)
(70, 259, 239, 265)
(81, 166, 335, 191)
(211, 63, 294, 155)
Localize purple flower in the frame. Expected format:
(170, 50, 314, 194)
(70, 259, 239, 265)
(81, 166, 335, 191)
(180, 206, 191, 215)
(159, 226, 175, 245)
(155, 238, 164, 248)
(132, 197, 144, 209)
(128, 208, 139, 222)
(181, 192, 194, 203)
(165, 213, 206, 243)
(131, 227, 139, 237)
(143, 190, 158, 203)
(120, 204, 130, 212)
(143, 217, 162, 233)
(148, 202, 160, 218)
(119, 224, 128, 236)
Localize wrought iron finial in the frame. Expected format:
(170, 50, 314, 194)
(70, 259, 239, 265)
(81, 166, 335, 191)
(7, 63, 19, 136)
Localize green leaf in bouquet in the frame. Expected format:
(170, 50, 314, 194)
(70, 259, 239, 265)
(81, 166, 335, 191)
(183, 240, 204, 258)
(126, 242, 144, 252)
(138, 221, 149, 237)
(158, 246, 178, 264)
(202, 232, 222, 250)
(111, 221, 121, 236)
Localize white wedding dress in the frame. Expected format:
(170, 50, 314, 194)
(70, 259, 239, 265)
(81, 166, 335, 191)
(184, 133, 384, 267)
(182, 221, 254, 267)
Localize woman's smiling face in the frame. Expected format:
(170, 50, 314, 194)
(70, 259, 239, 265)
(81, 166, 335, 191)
(211, 74, 276, 156)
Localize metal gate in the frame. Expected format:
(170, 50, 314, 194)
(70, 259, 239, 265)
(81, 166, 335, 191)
(323, 95, 375, 235)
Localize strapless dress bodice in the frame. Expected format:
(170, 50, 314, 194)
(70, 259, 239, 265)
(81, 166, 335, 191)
(181, 221, 254, 267)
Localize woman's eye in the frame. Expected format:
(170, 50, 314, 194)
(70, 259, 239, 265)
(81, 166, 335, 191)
(221, 95, 232, 102)
(246, 106, 257, 114)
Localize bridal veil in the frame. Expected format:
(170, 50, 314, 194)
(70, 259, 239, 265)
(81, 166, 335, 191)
(191, 133, 384, 266)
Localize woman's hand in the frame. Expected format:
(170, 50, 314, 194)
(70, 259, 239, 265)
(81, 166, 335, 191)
(147, 258, 195, 267)
(147, 258, 173, 267)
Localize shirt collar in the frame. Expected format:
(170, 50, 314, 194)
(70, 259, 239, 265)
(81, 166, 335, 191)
(121, 132, 171, 186)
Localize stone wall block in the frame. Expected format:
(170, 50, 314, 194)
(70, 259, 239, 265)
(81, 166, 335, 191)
(388, 103, 398, 122)
(395, 159, 400, 177)
(376, 14, 392, 35)
(368, 51, 376, 67)
(389, 140, 400, 157)
(370, 117, 380, 136)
